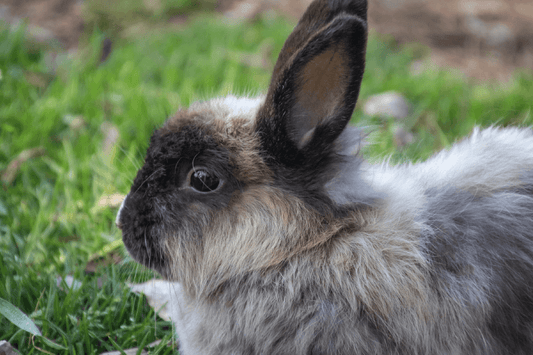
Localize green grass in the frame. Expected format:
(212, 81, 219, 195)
(83, 0, 218, 40)
(1, 9, 533, 354)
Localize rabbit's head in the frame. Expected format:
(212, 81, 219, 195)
(117, 0, 374, 297)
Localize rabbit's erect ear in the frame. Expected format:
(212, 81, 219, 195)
(257, 1, 367, 166)
(271, 0, 367, 82)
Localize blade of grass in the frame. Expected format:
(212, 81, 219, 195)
(0, 297, 42, 336)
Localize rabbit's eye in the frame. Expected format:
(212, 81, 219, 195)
(189, 169, 221, 192)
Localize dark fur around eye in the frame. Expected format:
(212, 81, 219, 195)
(120, 124, 241, 274)
(130, 125, 232, 195)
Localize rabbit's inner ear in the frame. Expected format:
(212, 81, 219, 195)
(291, 46, 348, 148)
(257, 14, 366, 162)
(270, 0, 368, 85)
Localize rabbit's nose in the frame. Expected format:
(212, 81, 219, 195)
(115, 197, 126, 229)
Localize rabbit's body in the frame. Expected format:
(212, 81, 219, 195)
(117, 0, 533, 353)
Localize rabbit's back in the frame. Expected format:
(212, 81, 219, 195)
(359, 126, 533, 353)
(420, 180, 533, 353)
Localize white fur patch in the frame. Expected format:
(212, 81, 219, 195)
(167, 282, 205, 354)
(189, 94, 265, 124)
(365, 126, 533, 208)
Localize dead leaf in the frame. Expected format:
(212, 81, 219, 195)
(91, 193, 125, 216)
(100, 38, 113, 63)
(97, 193, 126, 208)
(87, 238, 124, 271)
(99, 340, 163, 355)
(85, 251, 123, 274)
(99, 346, 147, 355)
(62, 114, 86, 132)
(2, 147, 46, 185)
(58, 235, 80, 243)
(100, 122, 120, 157)
(24, 71, 54, 89)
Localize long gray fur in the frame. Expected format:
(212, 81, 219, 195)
(116, 0, 533, 353)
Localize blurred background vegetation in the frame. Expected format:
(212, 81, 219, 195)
(0, 0, 532, 353)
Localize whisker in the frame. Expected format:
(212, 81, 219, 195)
(134, 167, 165, 195)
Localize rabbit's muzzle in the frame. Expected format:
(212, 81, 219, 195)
(117, 193, 171, 277)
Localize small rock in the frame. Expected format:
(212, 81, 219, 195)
(464, 16, 487, 40)
(459, 0, 509, 17)
(363, 92, 411, 121)
(486, 23, 513, 47)
(465, 16, 514, 47)
(0, 340, 19, 355)
(56, 275, 83, 291)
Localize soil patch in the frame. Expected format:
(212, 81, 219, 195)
(1, 0, 532, 82)
(0, 0, 84, 49)
(368, 0, 533, 81)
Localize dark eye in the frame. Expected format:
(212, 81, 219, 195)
(189, 169, 221, 192)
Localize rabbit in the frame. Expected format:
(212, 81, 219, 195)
(116, 0, 533, 353)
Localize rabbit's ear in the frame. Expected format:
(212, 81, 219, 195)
(271, 0, 367, 83)
(257, 4, 367, 165)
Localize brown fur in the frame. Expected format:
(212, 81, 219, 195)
(164, 106, 271, 184)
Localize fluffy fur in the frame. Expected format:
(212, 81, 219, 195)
(117, 0, 533, 353)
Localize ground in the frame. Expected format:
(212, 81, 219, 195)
(0, 0, 532, 82)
